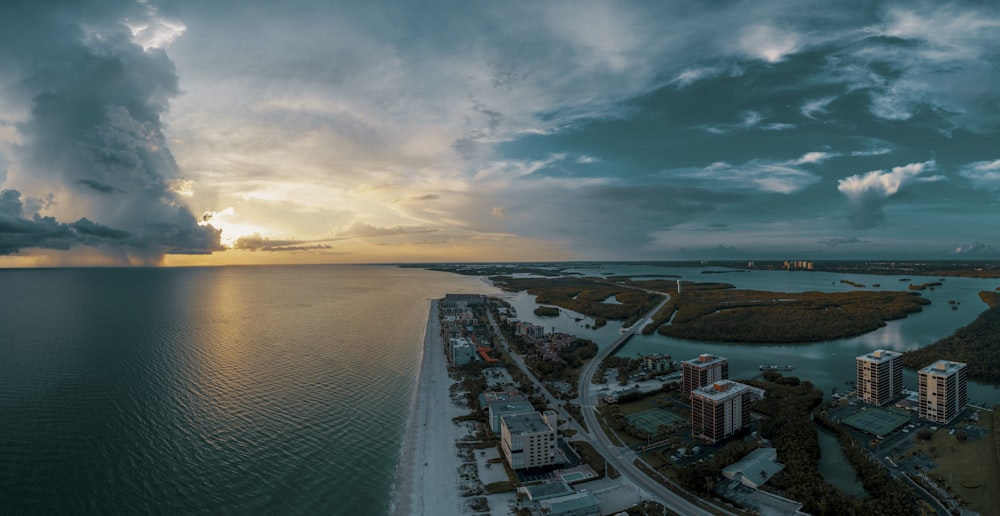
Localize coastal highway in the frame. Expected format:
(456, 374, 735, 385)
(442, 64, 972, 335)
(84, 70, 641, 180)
(487, 294, 727, 515)
(575, 295, 721, 516)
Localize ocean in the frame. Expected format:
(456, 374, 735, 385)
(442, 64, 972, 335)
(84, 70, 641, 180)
(0, 265, 493, 515)
(2, 263, 999, 514)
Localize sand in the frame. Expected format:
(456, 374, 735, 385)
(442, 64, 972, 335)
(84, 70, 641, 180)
(391, 300, 466, 516)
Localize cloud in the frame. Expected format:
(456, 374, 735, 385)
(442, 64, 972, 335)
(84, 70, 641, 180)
(793, 152, 838, 165)
(737, 25, 801, 63)
(491, 207, 506, 218)
(0, 188, 207, 257)
(700, 111, 794, 134)
(818, 236, 866, 247)
(76, 179, 124, 194)
(801, 96, 836, 119)
(959, 159, 1000, 190)
(949, 241, 996, 256)
(0, 0, 222, 261)
(825, 3, 1000, 132)
(232, 233, 332, 252)
(837, 161, 943, 229)
(667, 155, 824, 194)
(850, 147, 892, 157)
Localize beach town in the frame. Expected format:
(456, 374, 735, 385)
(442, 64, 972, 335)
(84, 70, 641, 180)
(392, 289, 997, 516)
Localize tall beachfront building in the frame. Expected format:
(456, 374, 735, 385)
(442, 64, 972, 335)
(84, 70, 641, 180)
(856, 349, 904, 406)
(690, 380, 752, 444)
(918, 360, 968, 424)
(500, 411, 560, 470)
(682, 353, 729, 395)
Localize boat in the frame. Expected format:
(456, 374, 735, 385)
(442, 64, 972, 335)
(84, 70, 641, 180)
(759, 364, 794, 371)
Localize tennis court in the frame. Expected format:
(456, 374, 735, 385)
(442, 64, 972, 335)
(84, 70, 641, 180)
(625, 408, 685, 434)
(842, 407, 910, 437)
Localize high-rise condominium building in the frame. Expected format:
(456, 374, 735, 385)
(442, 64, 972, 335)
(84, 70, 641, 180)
(918, 360, 968, 424)
(690, 380, 752, 444)
(682, 353, 729, 395)
(856, 349, 904, 405)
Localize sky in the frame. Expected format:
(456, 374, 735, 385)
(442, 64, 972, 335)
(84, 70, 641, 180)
(1, 0, 1000, 266)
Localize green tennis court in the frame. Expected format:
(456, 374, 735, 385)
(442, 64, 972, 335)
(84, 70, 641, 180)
(625, 408, 685, 434)
(842, 407, 910, 436)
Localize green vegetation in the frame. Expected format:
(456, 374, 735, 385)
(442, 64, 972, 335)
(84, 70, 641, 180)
(902, 292, 1000, 382)
(659, 289, 929, 343)
(908, 281, 943, 290)
(490, 276, 664, 320)
(904, 409, 1000, 514)
(749, 376, 918, 515)
(570, 440, 619, 479)
(840, 280, 866, 287)
(676, 440, 760, 493)
(533, 305, 560, 317)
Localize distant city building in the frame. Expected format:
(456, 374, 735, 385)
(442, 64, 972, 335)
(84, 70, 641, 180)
(500, 411, 560, 470)
(783, 260, 813, 270)
(856, 349, 904, 406)
(682, 353, 729, 395)
(690, 380, 752, 444)
(918, 360, 968, 424)
(441, 293, 487, 308)
(448, 337, 475, 366)
(643, 353, 672, 373)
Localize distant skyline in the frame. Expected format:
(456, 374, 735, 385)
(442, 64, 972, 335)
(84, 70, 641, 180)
(2, 0, 1000, 266)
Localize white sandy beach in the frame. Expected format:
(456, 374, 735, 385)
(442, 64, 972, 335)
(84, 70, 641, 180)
(392, 300, 466, 515)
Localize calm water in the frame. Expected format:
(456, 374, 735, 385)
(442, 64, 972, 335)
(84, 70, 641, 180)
(0, 265, 492, 515)
(3, 264, 998, 514)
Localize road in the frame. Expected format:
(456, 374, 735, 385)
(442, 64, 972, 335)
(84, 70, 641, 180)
(575, 295, 720, 516)
(488, 294, 724, 515)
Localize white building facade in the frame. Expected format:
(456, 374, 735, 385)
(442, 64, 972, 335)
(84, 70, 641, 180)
(918, 360, 968, 424)
(500, 411, 559, 470)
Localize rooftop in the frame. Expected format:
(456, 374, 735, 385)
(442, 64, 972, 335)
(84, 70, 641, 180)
(538, 491, 600, 515)
(691, 380, 750, 401)
(502, 411, 554, 434)
(919, 360, 968, 376)
(722, 447, 784, 487)
(857, 349, 902, 363)
(683, 353, 727, 367)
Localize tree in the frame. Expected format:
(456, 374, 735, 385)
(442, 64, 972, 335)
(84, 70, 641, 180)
(955, 429, 968, 441)
(916, 428, 933, 440)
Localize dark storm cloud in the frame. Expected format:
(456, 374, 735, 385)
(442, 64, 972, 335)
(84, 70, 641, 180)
(0, 188, 142, 255)
(76, 179, 124, 194)
(0, 0, 222, 259)
(818, 236, 866, 247)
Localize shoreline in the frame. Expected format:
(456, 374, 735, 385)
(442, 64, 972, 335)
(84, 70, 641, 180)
(390, 299, 464, 515)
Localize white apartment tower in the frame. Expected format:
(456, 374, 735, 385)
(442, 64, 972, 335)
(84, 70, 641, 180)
(682, 354, 729, 396)
(856, 349, 904, 406)
(500, 411, 560, 470)
(690, 380, 753, 444)
(918, 360, 968, 424)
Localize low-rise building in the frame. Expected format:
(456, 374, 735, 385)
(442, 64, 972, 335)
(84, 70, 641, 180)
(448, 337, 475, 366)
(644, 353, 672, 373)
(500, 411, 560, 470)
(722, 447, 785, 489)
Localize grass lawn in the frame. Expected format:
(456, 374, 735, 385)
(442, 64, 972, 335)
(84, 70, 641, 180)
(910, 409, 999, 513)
